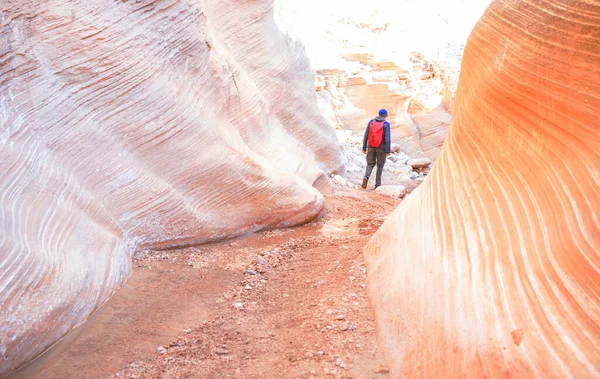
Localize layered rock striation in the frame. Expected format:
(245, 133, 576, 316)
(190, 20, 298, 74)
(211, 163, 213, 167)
(364, 0, 600, 377)
(0, 0, 341, 375)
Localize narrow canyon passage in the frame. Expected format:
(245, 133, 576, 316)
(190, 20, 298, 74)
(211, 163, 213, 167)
(10, 188, 398, 379)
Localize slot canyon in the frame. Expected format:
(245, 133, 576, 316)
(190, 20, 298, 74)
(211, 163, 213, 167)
(1, 0, 598, 378)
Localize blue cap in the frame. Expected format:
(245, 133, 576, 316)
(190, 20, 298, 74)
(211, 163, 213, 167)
(379, 109, 388, 116)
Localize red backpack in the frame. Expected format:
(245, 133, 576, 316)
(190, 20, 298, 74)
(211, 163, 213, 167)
(368, 120, 384, 148)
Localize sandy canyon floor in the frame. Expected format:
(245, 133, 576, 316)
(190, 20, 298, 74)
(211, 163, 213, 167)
(11, 184, 401, 379)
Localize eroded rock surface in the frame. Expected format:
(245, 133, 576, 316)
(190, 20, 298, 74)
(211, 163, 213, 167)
(0, 0, 342, 375)
(276, 0, 492, 161)
(364, 0, 600, 377)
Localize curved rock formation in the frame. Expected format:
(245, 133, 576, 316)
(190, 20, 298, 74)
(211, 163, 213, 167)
(0, 0, 341, 375)
(364, 0, 600, 377)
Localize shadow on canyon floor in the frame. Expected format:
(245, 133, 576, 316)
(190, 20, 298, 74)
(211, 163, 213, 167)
(9, 186, 399, 379)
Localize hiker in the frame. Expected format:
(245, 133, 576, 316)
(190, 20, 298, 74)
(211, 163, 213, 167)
(362, 109, 391, 189)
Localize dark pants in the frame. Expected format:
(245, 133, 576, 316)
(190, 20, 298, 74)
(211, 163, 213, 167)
(365, 147, 386, 186)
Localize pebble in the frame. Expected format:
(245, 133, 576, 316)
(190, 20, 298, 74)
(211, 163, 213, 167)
(232, 302, 245, 310)
(244, 285, 252, 290)
(183, 328, 192, 334)
(245, 269, 257, 275)
(256, 256, 268, 266)
(215, 347, 231, 355)
(157, 346, 167, 354)
(341, 323, 349, 331)
(336, 314, 346, 320)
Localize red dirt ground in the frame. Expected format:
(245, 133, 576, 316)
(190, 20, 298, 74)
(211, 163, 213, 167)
(10, 187, 401, 379)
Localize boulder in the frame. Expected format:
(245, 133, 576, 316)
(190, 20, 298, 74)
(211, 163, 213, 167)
(409, 158, 432, 169)
(394, 165, 412, 175)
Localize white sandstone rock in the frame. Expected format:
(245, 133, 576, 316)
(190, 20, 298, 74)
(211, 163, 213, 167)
(374, 185, 407, 199)
(409, 158, 433, 169)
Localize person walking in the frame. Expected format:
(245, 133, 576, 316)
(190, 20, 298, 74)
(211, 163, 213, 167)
(362, 109, 391, 189)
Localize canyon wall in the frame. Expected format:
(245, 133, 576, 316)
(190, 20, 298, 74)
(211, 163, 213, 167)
(0, 0, 341, 375)
(364, 0, 600, 377)
(276, 0, 492, 161)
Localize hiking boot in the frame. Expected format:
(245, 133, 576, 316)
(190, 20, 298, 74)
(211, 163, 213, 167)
(361, 177, 368, 189)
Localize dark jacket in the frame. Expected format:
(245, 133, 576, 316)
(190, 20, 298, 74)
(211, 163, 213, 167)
(362, 116, 391, 153)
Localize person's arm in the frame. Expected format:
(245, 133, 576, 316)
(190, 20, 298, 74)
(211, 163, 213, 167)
(362, 121, 371, 152)
(385, 122, 391, 154)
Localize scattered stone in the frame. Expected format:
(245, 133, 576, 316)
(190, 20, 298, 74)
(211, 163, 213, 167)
(157, 346, 167, 354)
(394, 164, 412, 174)
(335, 191, 361, 199)
(183, 328, 192, 334)
(245, 269, 257, 275)
(215, 347, 231, 355)
(377, 366, 390, 373)
(336, 314, 346, 320)
(332, 175, 348, 186)
(410, 172, 419, 180)
(391, 143, 401, 153)
(256, 256, 268, 266)
(244, 285, 252, 290)
(409, 157, 432, 169)
(341, 323, 349, 331)
(353, 155, 366, 166)
(232, 302, 245, 310)
(374, 185, 407, 198)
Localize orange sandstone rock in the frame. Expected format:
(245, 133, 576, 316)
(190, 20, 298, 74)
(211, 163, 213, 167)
(364, 0, 600, 377)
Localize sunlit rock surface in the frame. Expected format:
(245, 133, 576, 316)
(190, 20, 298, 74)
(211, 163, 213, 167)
(0, 0, 342, 374)
(364, 0, 600, 377)
(276, 0, 492, 161)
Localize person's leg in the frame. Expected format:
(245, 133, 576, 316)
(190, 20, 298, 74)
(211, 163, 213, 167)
(364, 148, 376, 184)
(375, 148, 387, 187)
